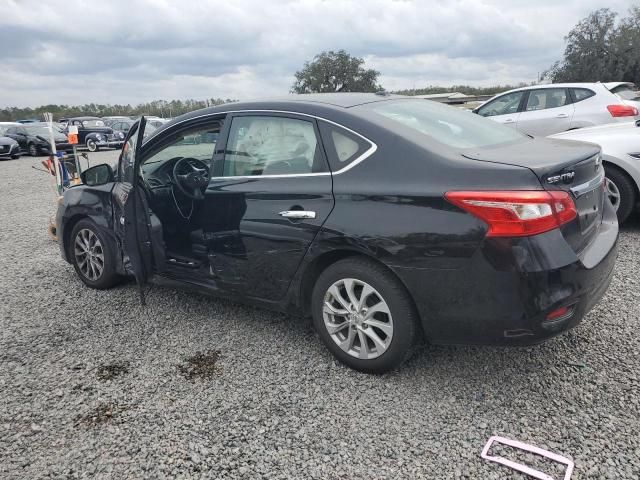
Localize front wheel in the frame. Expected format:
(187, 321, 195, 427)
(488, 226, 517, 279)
(605, 166, 636, 224)
(11, 153, 20, 159)
(70, 219, 119, 289)
(28, 143, 38, 157)
(311, 257, 418, 373)
(86, 138, 99, 152)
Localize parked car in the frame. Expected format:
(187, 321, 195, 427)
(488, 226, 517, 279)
(56, 94, 618, 373)
(474, 82, 640, 136)
(2, 123, 71, 156)
(0, 126, 20, 160)
(63, 117, 121, 152)
(551, 120, 640, 223)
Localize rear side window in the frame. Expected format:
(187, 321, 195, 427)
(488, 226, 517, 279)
(525, 88, 569, 111)
(318, 122, 372, 172)
(572, 88, 596, 102)
(223, 115, 326, 176)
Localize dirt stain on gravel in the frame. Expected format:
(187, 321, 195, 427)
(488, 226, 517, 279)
(178, 350, 222, 380)
(96, 362, 130, 381)
(75, 403, 120, 427)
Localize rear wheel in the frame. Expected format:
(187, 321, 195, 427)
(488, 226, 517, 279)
(70, 219, 119, 289)
(604, 166, 636, 224)
(311, 257, 418, 373)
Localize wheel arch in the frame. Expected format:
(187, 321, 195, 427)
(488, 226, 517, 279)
(297, 249, 425, 340)
(602, 159, 640, 198)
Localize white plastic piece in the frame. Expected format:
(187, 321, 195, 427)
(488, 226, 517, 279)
(481, 436, 574, 480)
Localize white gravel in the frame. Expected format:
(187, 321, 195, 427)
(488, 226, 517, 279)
(1, 151, 640, 479)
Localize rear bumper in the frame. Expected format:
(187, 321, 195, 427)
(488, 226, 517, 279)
(394, 200, 619, 346)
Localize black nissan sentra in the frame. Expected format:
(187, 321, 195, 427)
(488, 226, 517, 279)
(56, 93, 618, 373)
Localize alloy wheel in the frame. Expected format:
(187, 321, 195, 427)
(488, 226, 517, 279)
(29, 144, 37, 156)
(86, 139, 97, 152)
(74, 228, 105, 281)
(322, 278, 393, 359)
(605, 177, 621, 211)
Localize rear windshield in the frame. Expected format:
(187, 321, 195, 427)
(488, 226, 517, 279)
(82, 119, 105, 127)
(365, 99, 525, 149)
(610, 84, 640, 101)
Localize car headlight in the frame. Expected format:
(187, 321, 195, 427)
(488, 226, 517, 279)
(119, 132, 124, 139)
(629, 153, 640, 160)
(96, 134, 102, 141)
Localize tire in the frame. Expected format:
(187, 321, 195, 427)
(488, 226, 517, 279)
(28, 143, 38, 157)
(311, 257, 418, 373)
(86, 138, 99, 152)
(69, 219, 119, 289)
(605, 165, 636, 224)
(11, 153, 20, 159)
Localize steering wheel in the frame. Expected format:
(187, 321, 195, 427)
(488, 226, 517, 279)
(172, 157, 210, 200)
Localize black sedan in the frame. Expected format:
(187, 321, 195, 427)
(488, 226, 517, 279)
(55, 94, 618, 373)
(3, 123, 71, 156)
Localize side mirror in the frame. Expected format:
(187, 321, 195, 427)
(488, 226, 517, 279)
(81, 164, 114, 186)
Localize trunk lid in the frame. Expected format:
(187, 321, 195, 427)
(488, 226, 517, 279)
(463, 138, 605, 253)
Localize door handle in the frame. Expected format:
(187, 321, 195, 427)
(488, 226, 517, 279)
(278, 210, 316, 219)
(503, 119, 514, 123)
(556, 113, 569, 118)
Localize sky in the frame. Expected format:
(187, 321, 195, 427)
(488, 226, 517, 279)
(0, 0, 636, 107)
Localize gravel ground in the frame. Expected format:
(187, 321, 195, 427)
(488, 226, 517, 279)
(1, 151, 640, 479)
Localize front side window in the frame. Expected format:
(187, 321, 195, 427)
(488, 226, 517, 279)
(477, 91, 525, 117)
(367, 99, 525, 149)
(223, 116, 325, 176)
(525, 88, 569, 111)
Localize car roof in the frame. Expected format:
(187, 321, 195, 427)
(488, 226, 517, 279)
(69, 116, 102, 120)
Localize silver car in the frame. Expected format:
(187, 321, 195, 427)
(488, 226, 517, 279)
(474, 82, 640, 136)
(551, 120, 640, 223)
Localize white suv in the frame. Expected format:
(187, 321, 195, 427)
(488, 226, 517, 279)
(474, 82, 640, 136)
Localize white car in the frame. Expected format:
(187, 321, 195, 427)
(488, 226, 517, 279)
(551, 120, 640, 223)
(474, 82, 640, 136)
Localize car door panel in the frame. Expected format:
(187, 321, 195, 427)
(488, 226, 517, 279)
(201, 113, 334, 300)
(516, 88, 575, 136)
(111, 117, 155, 296)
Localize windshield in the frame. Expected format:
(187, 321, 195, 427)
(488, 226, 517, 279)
(0, 126, 8, 135)
(611, 85, 640, 101)
(365, 99, 526, 149)
(82, 119, 106, 127)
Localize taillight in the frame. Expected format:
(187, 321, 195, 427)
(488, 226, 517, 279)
(445, 190, 577, 237)
(607, 104, 639, 117)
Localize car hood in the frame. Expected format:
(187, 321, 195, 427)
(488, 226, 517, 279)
(0, 136, 18, 146)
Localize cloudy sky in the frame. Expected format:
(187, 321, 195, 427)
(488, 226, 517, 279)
(0, 0, 635, 107)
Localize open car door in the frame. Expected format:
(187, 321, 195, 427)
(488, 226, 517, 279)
(112, 117, 153, 303)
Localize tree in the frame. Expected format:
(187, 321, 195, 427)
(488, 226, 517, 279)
(291, 50, 382, 93)
(545, 7, 640, 84)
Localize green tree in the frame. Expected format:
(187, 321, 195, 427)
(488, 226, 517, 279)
(544, 7, 640, 84)
(291, 50, 382, 93)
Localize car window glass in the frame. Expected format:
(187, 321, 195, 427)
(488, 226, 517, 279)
(223, 116, 324, 176)
(477, 91, 524, 117)
(332, 130, 359, 162)
(525, 89, 568, 111)
(368, 99, 525, 149)
(611, 84, 640, 101)
(140, 125, 220, 179)
(318, 122, 372, 171)
(572, 88, 596, 102)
